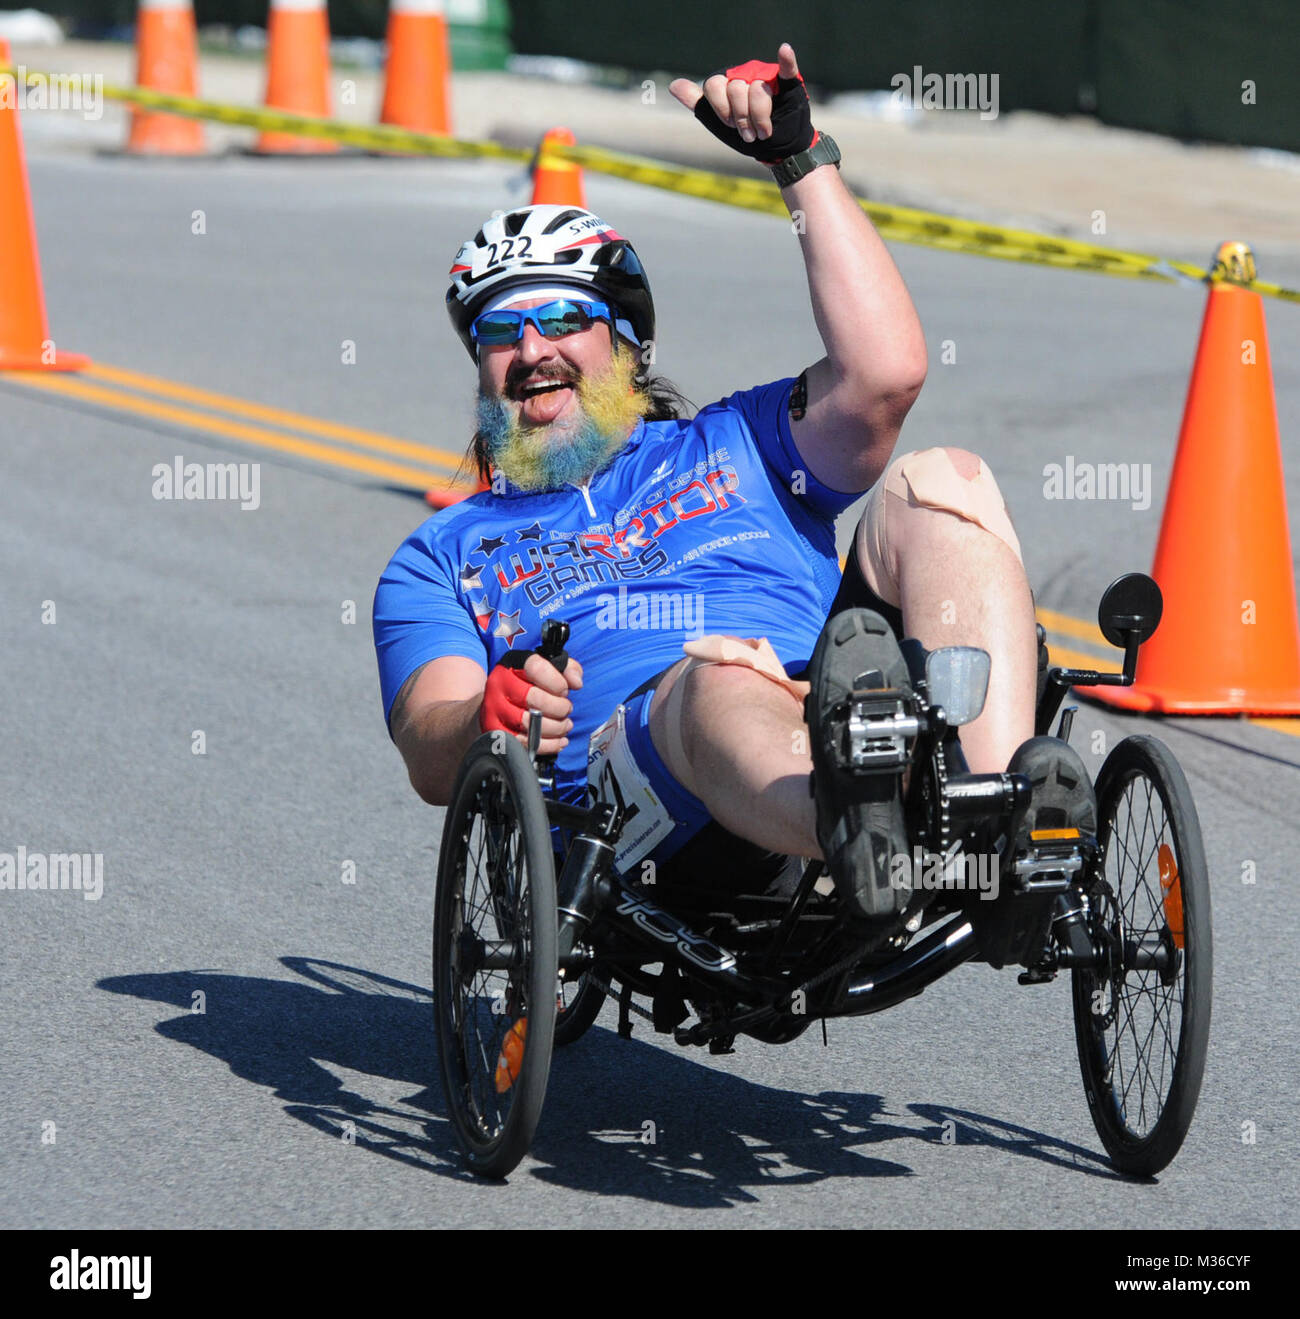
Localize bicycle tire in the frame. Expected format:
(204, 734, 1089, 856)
(434, 733, 558, 1178)
(1071, 735, 1212, 1176)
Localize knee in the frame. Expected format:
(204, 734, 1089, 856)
(939, 446, 982, 480)
(874, 446, 1023, 564)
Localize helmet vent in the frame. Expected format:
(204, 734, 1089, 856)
(543, 208, 588, 234)
(504, 211, 528, 237)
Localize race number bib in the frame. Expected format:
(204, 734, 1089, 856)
(586, 704, 675, 874)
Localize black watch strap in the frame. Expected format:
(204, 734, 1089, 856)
(770, 131, 841, 188)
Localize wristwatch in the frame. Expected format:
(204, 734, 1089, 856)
(769, 131, 841, 188)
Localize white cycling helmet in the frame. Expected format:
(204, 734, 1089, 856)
(446, 204, 655, 363)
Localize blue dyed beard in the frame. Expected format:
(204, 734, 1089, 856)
(476, 388, 632, 493)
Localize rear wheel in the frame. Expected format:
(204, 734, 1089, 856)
(434, 733, 557, 1178)
(1071, 735, 1212, 1176)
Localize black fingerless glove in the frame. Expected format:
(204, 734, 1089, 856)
(692, 58, 816, 165)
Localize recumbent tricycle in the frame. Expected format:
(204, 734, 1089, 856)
(432, 572, 1211, 1179)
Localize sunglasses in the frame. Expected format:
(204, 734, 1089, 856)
(471, 299, 614, 346)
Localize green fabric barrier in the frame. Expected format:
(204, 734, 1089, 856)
(504, 0, 1089, 114)
(46, 0, 511, 68)
(1096, 0, 1299, 151)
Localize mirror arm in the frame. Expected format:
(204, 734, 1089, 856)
(1035, 626, 1143, 737)
(1122, 631, 1141, 682)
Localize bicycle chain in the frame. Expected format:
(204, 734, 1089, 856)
(929, 735, 952, 858)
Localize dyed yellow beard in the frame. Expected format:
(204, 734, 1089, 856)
(479, 349, 650, 492)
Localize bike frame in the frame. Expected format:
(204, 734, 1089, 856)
(506, 591, 1166, 1049)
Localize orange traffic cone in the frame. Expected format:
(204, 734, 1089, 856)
(255, 0, 337, 154)
(0, 38, 89, 372)
(425, 473, 489, 510)
(531, 127, 585, 206)
(127, 0, 206, 155)
(380, 0, 453, 135)
(1084, 242, 1300, 713)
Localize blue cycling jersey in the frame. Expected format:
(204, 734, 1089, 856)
(373, 377, 862, 806)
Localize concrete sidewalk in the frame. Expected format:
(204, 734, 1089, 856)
(11, 39, 1300, 268)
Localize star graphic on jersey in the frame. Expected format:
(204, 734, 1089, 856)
(459, 562, 484, 593)
(472, 598, 494, 630)
(475, 534, 507, 556)
(493, 609, 526, 647)
(515, 521, 544, 541)
(650, 459, 672, 482)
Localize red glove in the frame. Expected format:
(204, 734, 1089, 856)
(692, 58, 815, 164)
(479, 652, 535, 736)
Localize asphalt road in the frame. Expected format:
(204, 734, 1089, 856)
(3, 146, 1298, 1229)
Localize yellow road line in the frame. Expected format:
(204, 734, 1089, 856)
(85, 362, 466, 475)
(7, 371, 460, 489)
(1246, 716, 1300, 737)
(1036, 606, 1107, 647)
(1040, 637, 1122, 674)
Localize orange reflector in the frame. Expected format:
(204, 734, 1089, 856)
(494, 1017, 528, 1094)
(1158, 844, 1185, 948)
(1030, 827, 1081, 840)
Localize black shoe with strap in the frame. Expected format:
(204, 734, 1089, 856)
(804, 609, 916, 922)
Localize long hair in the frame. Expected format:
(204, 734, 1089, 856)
(466, 372, 695, 487)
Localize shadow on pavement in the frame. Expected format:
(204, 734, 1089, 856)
(98, 956, 1118, 1203)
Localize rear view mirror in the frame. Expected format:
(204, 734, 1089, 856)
(1098, 572, 1163, 648)
(925, 647, 991, 726)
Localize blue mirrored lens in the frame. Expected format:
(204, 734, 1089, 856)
(537, 302, 595, 336)
(472, 300, 608, 345)
(472, 312, 522, 344)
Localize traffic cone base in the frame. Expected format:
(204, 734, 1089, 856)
(1085, 258, 1300, 715)
(0, 348, 90, 372)
(1081, 680, 1300, 716)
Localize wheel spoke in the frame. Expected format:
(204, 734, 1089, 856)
(1085, 760, 1196, 1145)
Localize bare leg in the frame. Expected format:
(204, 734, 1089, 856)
(643, 448, 1035, 860)
(890, 505, 1036, 772)
(649, 658, 820, 858)
(859, 448, 1037, 772)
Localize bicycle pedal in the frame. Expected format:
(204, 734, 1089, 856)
(1011, 832, 1085, 894)
(831, 691, 919, 773)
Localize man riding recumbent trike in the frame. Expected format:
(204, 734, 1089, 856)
(429, 572, 1210, 1180)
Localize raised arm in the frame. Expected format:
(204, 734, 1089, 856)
(670, 42, 927, 493)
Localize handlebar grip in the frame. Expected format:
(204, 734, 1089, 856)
(533, 619, 570, 766)
(537, 619, 570, 674)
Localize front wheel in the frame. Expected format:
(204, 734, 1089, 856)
(1071, 735, 1212, 1176)
(434, 733, 558, 1178)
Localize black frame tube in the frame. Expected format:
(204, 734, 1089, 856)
(836, 918, 977, 1015)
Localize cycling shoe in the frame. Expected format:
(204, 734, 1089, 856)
(805, 608, 915, 922)
(1003, 736, 1098, 872)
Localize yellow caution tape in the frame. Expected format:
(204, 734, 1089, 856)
(4, 65, 1298, 304)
